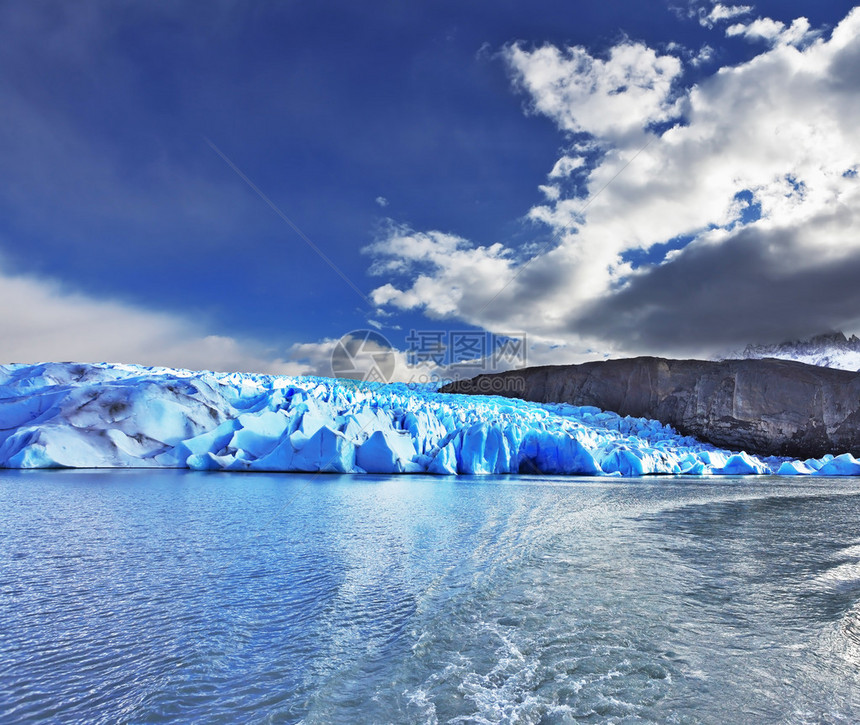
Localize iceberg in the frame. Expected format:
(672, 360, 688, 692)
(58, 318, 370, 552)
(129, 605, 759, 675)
(0, 361, 855, 476)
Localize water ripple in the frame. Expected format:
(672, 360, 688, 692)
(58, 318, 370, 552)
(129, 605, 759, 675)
(4, 471, 860, 723)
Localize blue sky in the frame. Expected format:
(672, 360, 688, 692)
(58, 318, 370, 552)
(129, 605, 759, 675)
(1, 1, 858, 377)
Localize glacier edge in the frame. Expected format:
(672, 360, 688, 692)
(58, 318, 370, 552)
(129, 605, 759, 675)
(1, 361, 859, 477)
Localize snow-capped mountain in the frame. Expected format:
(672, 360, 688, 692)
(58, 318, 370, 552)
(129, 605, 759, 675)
(723, 332, 860, 372)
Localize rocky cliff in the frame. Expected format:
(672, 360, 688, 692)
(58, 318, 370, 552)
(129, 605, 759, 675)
(440, 357, 860, 458)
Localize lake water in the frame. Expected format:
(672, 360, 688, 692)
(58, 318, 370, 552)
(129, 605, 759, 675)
(3, 470, 860, 723)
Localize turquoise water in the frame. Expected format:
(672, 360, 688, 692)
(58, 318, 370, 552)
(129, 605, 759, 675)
(3, 471, 860, 723)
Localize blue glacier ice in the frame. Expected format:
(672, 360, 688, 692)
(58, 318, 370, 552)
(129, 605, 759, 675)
(0, 361, 858, 476)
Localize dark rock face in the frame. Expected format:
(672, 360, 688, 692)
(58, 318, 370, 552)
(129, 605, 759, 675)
(440, 357, 860, 458)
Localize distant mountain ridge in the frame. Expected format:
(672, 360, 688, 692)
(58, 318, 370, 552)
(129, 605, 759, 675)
(722, 332, 860, 372)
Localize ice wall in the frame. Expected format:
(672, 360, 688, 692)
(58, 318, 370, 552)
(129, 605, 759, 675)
(1, 362, 858, 476)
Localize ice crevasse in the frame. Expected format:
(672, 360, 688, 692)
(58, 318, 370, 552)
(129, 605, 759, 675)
(1, 362, 859, 476)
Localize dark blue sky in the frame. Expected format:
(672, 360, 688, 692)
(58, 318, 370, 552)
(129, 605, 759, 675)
(1, 1, 857, 372)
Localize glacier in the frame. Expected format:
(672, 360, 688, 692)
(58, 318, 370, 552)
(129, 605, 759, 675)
(1, 361, 859, 476)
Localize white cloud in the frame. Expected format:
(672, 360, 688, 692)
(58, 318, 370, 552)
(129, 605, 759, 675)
(366, 7, 860, 358)
(364, 227, 515, 322)
(0, 260, 449, 380)
(375, 195, 389, 207)
(504, 40, 683, 140)
(692, 44, 715, 65)
(664, 41, 715, 68)
(538, 184, 561, 200)
(700, 3, 752, 27)
(726, 16, 817, 47)
(548, 155, 587, 178)
(0, 261, 308, 375)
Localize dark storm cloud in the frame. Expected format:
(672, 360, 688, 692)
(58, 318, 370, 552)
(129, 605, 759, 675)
(571, 210, 860, 353)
